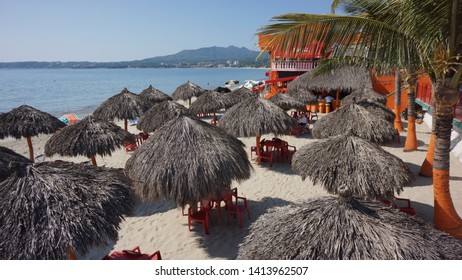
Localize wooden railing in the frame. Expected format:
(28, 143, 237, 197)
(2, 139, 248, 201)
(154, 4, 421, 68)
(271, 60, 319, 71)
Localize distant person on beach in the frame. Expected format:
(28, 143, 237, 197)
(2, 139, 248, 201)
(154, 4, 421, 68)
(298, 113, 308, 127)
(325, 95, 334, 107)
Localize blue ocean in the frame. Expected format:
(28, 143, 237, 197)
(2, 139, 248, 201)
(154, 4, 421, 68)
(0, 68, 268, 116)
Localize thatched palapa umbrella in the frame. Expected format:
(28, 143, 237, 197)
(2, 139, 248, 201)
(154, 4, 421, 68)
(223, 87, 254, 108)
(218, 95, 297, 153)
(0, 161, 134, 259)
(44, 116, 133, 166)
(171, 81, 204, 106)
(342, 87, 388, 106)
(286, 87, 317, 105)
(269, 93, 307, 111)
(292, 134, 413, 200)
(0, 146, 31, 182)
(136, 100, 194, 133)
(188, 90, 227, 125)
(0, 105, 65, 162)
(139, 85, 172, 105)
(93, 87, 151, 131)
(237, 196, 462, 260)
(125, 115, 252, 207)
(312, 102, 397, 144)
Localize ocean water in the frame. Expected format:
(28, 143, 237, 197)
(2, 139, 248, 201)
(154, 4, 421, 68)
(0, 68, 268, 116)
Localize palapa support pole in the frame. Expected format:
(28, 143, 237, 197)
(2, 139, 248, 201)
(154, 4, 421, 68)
(67, 247, 77, 260)
(90, 155, 97, 166)
(256, 135, 261, 156)
(213, 112, 217, 126)
(26, 136, 34, 163)
(124, 119, 128, 131)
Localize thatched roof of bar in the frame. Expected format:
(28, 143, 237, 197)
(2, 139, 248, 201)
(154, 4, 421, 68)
(0, 161, 134, 260)
(44, 116, 133, 158)
(139, 85, 172, 104)
(292, 135, 413, 200)
(218, 95, 298, 137)
(223, 87, 254, 108)
(287, 66, 372, 92)
(342, 87, 387, 106)
(171, 81, 204, 101)
(0, 146, 31, 182)
(237, 196, 462, 260)
(312, 102, 396, 143)
(0, 105, 65, 139)
(93, 88, 151, 121)
(136, 100, 194, 133)
(125, 116, 252, 207)
(286, 88, 318, 105)
(269, 93, 307, 111)
(188, 90, 226, 114)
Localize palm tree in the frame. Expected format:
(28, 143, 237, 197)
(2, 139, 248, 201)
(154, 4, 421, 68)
(258, 0, 462, 238)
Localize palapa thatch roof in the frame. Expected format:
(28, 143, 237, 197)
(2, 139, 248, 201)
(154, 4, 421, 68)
(139, 85, 172, 104)
(223, 87, 254, 108)
(355, 99, 396, 123)
(136, 100, 194, 133)
(93, 88, 151, 121)
(188, 90, 227, 114)
(125, 115, 252, 207)
(286, 87, 318, 105)
(0, 105, 65, 139)
(44, 116, 133, 158)
(312, 102, 396, 143)
(0, 161, 134, 260)
(292, 134, 413, 201)
(218, 95, 298, 137)
(268, 93, 307, 111)
(171, 81, 204, 101)
(237, 196, 462, 260)
(0, 146, 31, 182)
(341, 87, 387, 106)
(287, 66, 372, 92)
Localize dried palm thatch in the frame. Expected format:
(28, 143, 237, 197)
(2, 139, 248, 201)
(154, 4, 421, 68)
(0, 146, 31, 182)
(139, 85, 172, 104)
(237, 196, 462, 260)
(355, 100, 396, 123)
(0, 161, 134, 260)
(287, 66, 372, 92)
(292, 135, 413, 201)
(312, 103, 396, 143)
(0, 105, 65, 139)
(125, 116, 252, 207)
(171, 81, 204, 105)
(136, 100, 194, 133)
(218, 95, 298, 137)
(44, 116, 133, 165)
(269, 93, 307, 111)
(93, 88, 151, 131)
(286, 87, 318, 105)
(341, 87, 387, 106)
(0, 105, 66, 162)
(188, 90, 226, 114)
(223, 87, 254, 108)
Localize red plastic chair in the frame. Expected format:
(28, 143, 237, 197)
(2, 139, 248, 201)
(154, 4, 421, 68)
(281, 140, 296, 162)
(103, 246, 161, 260)
(383, 197, 416, 216)
(124, 140, 137, 152)
(139, 132, 150, 140)
(133, 134, 144, 147)
(257, 144, 274, 167)
(188, 206, 210, 234)
(223, 188, 250, 228)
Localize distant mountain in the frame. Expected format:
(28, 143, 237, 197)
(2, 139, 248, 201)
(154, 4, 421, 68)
(0, 46, 269, 69)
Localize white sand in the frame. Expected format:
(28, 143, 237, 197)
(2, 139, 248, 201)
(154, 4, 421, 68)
(1, 108, 462, 260)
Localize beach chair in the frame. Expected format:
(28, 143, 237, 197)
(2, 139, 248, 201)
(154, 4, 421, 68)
(257, 145, 274, 167)
(223, 188, 250, 228)
(103, 246, 162, 260)
(383, 197, 416, 216)
(124, 140, 137, 152)
(133, 134, 144, 147)
(188, 206, 210, 235)
(281, 141, 296, 162)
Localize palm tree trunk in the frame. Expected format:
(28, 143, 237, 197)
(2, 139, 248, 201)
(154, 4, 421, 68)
(404, 78, 418, 151)
(394, 71, 404, 132)
(419, 102, 436, 177)
(433, 84, 462, 239)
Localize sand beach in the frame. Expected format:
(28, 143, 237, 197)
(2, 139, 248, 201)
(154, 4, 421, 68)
(1, 99, 461, 260)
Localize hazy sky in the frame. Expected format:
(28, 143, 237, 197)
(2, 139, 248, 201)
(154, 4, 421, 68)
(0, 0, 335, 62)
